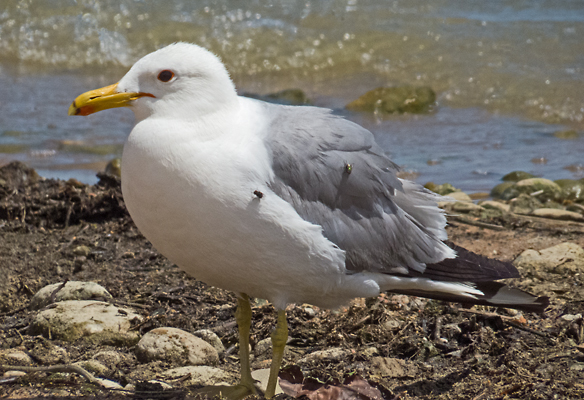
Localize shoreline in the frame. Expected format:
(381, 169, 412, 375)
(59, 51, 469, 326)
(0, 161, 583, 399)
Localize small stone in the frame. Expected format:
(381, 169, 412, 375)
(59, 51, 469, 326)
(29, 342, 69, 365)
(92, 350, 125, 369)
(29, 300, 142, 345)
(560, 314, 582, 322)
(3, 370, 27, 378)
(193, 329, 225, 354)
(74, 360, 109, 376)
(72, 245, 91, 257)
(105, 158, 122, 177)
(446, 191, 473, 202)
(479, 200, 510, 213)
(95, 378, 124, 390)
(531, 208, 584, 222)
(299, 348, 351, 364)
(370, 357, 418, 378)
(452, 201, 483, 213)
(251, 368, 284, 395)
(135, 327, 219, 366)
(303, 306, 316, 318)
(0, 349, 33, 366)
(382, 319, 403, 330)
(361, 347, 379, 358)
(161, 365, 235, 386)
(570, 363, 584, 371)
(30, 281, 113, 310)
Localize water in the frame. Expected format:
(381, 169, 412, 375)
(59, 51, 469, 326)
(1, 0, 583, 191)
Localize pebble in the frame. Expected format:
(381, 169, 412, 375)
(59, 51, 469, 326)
(92, 350, 126, 369)
(560, 314, 582, 322)
(479, 200, 510, 213)
(452, 201, 484, 213)
(298, 348, 351, 364)
(161, 365, 235, 386)
(253, 338, 293, 361)
(29, 342, 68, 365)
(72, 245, 91, 257)
(370, 357, 419, 378)
(135, 327, 219, 366)
(73, 360, 109, 376)
(29, 300, 142, 345)
(0, 349, 33, 366)
(30, 281, 112, 310)
(2, 370, 27, 378)
(193, 329, 225, 355)
(95, 377, 124, 390)
(446, 191, 473, 202)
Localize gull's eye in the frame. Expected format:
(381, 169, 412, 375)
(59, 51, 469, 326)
(157, 70, 174, 82)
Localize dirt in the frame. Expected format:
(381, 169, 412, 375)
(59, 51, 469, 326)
(0, 160, 583, 399)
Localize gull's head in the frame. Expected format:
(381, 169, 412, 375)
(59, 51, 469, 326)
(69, 43, 238, 121)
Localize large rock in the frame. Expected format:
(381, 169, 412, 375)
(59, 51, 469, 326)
(30, 281, 112, 310)
(135, 327, 219, 366)
(28, 300, 142, 345)
(346, 86, 436, 114)
(505, 178, 562, 202)
(514, 242, 584, 275)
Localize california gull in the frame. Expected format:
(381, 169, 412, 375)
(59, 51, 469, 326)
(69, 42, 548, 398)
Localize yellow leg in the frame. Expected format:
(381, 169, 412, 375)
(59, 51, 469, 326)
(193, 293, 257, 399)
(265, 309, 288, 398)
(235, 293, 256, 392)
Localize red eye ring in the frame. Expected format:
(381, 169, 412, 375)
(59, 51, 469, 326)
(158, 70, 174, 82)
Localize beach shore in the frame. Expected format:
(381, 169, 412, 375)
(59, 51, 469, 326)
(1, 161, 583, 399)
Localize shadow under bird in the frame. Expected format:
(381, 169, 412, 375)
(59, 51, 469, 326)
(69, 42, 548, 399)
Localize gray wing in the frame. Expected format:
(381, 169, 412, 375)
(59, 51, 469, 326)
(260, 101, 454, 275)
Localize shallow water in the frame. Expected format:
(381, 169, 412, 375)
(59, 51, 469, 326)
(1, 0, 583, 191)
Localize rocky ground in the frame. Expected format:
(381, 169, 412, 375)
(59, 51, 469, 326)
(0, 160, 583, 399)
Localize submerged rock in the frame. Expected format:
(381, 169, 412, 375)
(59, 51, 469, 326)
(346, 86, 436, 114)
(243, 89, 311, 106)
(553, 130, 580, 140)
(502, 171, 536, 182)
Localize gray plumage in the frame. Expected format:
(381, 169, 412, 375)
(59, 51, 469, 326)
(263, 101, 454, 276)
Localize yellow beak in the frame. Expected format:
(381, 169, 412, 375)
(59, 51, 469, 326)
(68, 83, 155, 116)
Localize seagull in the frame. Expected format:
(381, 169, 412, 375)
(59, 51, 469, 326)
(69, 42, 548, 399)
